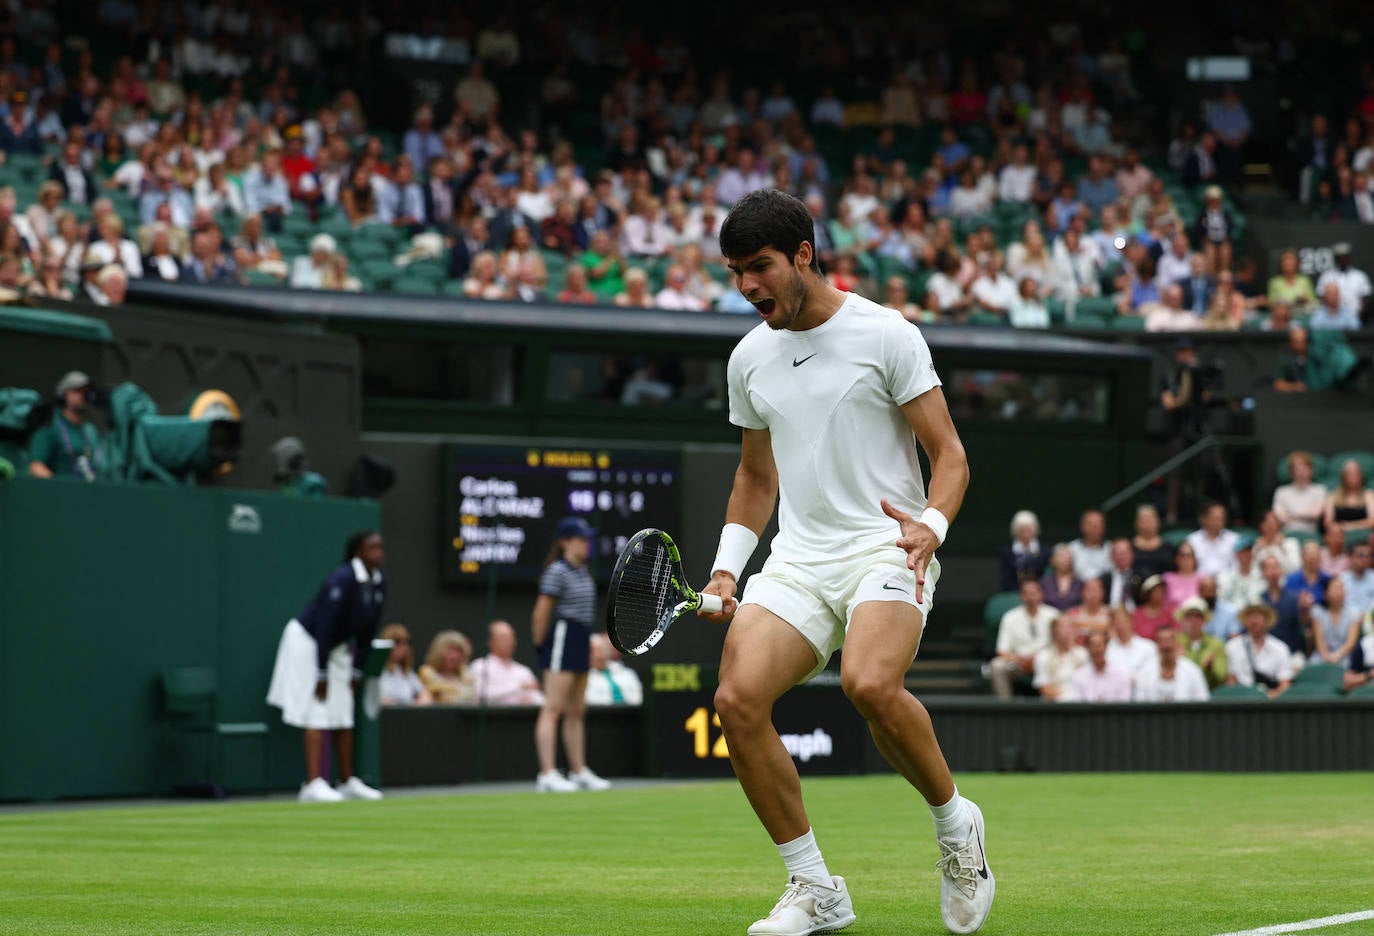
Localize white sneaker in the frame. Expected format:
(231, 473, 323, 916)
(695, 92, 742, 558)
(536, 770, 579, 793)
(336, 776, 384, 800)
(747, 875, 855, 936)
(298, 777, 344, 803)
(569, 767, 612, 791)
(936, 800, 994, 934)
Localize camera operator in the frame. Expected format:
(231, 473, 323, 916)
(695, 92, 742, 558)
(27, 371, 103, 481)
(1159, 338, 1216, 440)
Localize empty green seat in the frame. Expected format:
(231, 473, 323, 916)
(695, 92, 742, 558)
(392, 276, 439, 295)
(349, 240, 392, 262)
(1074, 297, 1118, 323)
(357, 258, 400, 289)
(983, 592, 1022, 653)
(162, 665, 270, 793)
(1275, 682, 1342, 700)
(1293, 662, 1346, 689)
(400, 260, 446, 283)
(1208, 684, 1268, 701)
(1161, 528, 1192, 548)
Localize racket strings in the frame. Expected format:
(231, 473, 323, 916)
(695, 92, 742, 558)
(613, 537, 679, 649)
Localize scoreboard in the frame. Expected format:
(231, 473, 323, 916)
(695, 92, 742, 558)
(441, 443, 682, 583)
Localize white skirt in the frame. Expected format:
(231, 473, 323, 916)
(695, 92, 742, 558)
(266, 619, 355, 729)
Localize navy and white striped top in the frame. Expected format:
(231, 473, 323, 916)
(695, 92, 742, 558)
(539, 558, 597, 625)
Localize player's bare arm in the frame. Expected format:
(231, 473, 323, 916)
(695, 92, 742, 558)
(701, 426, 778, 622)
(881, 386, 970, 603)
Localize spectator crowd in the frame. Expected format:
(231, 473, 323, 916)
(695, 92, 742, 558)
(0, 4, 1367, 335)
(991, 449, 1374, 701)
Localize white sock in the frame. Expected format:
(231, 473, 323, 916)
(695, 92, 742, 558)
(930, 787, 971, 840)
(777, 828, 832, 886)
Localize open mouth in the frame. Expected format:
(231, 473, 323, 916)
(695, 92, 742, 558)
(752, 298, 776, 318)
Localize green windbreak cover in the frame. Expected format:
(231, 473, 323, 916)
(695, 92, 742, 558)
(0, 306, 113, 343)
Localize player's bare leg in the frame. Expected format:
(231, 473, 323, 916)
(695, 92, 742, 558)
(715, 604, 819, 842)
(844, 600, 994, 934)
(717, 605, 856, 935)
(841, 601, 953, 802)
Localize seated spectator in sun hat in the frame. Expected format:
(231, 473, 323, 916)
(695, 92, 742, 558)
(1225, 603, 1293, 698)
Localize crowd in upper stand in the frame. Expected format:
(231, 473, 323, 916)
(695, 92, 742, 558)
(0, 4, 1368, 328)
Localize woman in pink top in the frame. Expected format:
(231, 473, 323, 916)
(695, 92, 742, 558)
(1163, 543, 1200, 607)
(1131, 575, 1174, 640)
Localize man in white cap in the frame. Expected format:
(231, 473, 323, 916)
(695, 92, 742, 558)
(1314, 243, 1370, 323)
(28, 371, 103, 481)
(1175, 596, 1228, 689)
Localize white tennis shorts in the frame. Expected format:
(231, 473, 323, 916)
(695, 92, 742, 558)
(740, 546, 940, 683)
(265, 619, 355, 730)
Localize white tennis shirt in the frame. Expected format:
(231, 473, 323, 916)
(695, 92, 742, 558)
(727, 292, 941, 563)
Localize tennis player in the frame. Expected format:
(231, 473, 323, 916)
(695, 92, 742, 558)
(703, 189, 993, 935)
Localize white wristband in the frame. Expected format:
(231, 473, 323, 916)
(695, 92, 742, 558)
(712, 523, 759, 580)
(919, 507, 950, 546)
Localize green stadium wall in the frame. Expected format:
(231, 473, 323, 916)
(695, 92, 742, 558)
(0, 476, 379, 801)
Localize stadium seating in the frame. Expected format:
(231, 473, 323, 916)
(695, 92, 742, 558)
(983, 592, 1022, 652)
(1293, 662, 1348, 690)
(1208, 684, 1268, 701)
(1275, 682, 1343, 700)
(161, 665, 270, 792)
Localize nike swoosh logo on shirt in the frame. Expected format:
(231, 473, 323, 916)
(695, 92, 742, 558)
(881, 583, 906, 592)
(792, 353, 818, 367)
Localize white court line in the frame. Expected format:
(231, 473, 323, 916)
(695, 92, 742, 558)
(1215, 909, 1374, 936)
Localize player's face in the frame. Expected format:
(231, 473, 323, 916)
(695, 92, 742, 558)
(728, 246, 810, 331)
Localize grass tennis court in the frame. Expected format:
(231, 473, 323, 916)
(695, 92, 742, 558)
(3, 773, 1371, 936)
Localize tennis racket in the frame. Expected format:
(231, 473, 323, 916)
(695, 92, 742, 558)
(605, 528, 724, 656)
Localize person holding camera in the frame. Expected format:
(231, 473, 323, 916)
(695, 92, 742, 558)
(266, 531, 387, 802)
(1224, 604, 1293, 698)
(27, 371, 103, 482)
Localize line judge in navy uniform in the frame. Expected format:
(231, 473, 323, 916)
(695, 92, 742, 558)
(267, 531, 386, 802)
(531, 517, 614, 792)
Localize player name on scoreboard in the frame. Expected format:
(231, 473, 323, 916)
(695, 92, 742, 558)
(441, 443, 682, 583)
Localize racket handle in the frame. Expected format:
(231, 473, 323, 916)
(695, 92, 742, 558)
(698, 593, 724, 614)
